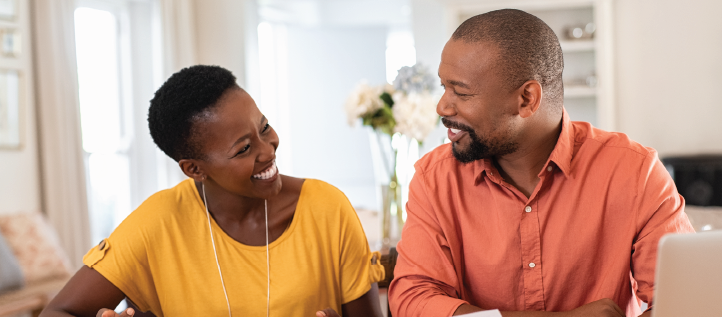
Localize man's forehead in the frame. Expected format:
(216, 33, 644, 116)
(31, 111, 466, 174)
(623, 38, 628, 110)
(439, 39, 500, 84)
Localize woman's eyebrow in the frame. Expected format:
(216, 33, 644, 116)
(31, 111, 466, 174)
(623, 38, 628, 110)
(229, 132, 252, 151)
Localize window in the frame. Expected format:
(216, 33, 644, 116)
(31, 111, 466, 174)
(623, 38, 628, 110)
(74, 4, 132, 245)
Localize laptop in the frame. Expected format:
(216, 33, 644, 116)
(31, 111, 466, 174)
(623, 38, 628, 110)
(652, 230, 722, 317)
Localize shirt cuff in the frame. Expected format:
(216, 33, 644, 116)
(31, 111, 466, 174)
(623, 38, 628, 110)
(420, 295, 469, 317)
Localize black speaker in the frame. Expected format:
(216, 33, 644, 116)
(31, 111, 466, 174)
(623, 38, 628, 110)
(662, 156, 722, 207)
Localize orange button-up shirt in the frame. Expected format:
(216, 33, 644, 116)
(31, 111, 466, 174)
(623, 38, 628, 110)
(389, 110, 694, 317)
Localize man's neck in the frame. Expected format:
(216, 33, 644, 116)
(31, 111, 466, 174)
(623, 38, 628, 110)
(494, 118, 563, 198)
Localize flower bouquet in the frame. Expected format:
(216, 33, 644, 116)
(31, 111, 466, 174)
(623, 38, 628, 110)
(344, 63, 439, 247)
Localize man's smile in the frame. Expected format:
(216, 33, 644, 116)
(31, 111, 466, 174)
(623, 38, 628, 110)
(447, 128, 468, 142)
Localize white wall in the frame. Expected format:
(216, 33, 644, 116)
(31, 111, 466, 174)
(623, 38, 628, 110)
(193, 0, 248, 86)
(615, 0, 722, 156)
(0, 0, 41, 215)
(285, 26, 388, 210)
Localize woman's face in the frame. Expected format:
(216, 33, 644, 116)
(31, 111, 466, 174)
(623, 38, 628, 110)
(185, 88, 282, 199)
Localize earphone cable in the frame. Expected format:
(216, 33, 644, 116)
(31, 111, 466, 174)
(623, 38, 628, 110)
(202, 183, 233, 317)
(265, 199, 270, 317)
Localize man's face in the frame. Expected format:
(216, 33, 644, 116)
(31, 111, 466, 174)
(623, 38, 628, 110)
(438, 39, 521, 163)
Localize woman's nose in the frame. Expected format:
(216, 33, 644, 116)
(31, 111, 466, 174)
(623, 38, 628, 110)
(257, 138, 276, 163)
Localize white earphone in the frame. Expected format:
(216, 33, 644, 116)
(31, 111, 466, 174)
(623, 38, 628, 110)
(202, 183, 270, 317)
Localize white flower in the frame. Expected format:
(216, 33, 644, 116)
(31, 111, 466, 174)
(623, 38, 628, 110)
(344, 82, 385, 126)
(392, 92, 440, 141)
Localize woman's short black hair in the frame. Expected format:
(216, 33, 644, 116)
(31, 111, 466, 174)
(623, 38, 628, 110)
(148, 65, 238, 161)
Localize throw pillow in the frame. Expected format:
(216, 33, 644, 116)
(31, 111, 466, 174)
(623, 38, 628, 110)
(0, 211, 72, 284)
(0, 230, 24, 292)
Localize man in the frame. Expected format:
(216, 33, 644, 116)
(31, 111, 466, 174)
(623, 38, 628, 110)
(388, 9, 694, 317)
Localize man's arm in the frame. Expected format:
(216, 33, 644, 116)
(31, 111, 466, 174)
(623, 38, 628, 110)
(629, 151, 695, 310)
(388, 169, 469, 317)
(454, 299, 627, 317)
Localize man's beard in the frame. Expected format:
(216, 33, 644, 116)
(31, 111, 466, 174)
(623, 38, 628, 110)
(442, 117, 519, 163)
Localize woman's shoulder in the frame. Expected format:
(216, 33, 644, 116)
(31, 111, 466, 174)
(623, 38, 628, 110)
(299, 178, 349, 204)
(123, 179, 200, 226)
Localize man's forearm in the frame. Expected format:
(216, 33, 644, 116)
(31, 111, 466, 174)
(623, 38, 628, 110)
(454, 304, 564, 317)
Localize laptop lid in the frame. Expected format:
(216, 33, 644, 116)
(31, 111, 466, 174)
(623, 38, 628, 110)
(652, 231, 722, 317)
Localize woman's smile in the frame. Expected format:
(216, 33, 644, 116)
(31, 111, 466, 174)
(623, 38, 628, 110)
(252, 160, 279, 181)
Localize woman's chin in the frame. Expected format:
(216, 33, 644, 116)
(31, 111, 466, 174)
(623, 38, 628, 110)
(252, 174, 283, 199)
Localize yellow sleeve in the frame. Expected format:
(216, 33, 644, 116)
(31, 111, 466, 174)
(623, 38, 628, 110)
(82, 199, 162, 314)
(338, 193, 385, 304)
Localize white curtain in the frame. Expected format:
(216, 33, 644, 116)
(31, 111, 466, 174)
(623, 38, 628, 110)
(159, 0, 197, 75)
(153, 0, 198, 189)
(31, 0, 91, 269)
(30, 0, 204, 268)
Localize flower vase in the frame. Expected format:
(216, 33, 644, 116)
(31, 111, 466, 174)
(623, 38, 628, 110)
(381, 171, 404, 250)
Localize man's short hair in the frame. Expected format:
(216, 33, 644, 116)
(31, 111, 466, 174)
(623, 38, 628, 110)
(452, 9, 564, 106)
(148, 65, 239, 161)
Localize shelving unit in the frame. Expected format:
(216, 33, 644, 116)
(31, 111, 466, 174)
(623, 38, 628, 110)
(442, 0, 615, 130)
(560, 40, 595, 52)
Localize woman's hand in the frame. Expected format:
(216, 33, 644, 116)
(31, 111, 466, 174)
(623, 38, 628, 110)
(315, 308, 340, 317)
(96, 308, 135, 317)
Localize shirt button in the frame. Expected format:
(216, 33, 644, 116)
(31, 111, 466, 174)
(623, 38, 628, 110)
(525, 206, 532, 213)
(529, 263, 536, 268)
(547, 166, 553, 172)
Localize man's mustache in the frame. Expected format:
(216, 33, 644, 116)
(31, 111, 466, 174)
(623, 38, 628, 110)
(441, 117, 474, 133)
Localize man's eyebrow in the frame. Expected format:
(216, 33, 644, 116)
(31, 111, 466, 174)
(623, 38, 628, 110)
(448, 80, 471, 89)
(260, 115, 266, 125)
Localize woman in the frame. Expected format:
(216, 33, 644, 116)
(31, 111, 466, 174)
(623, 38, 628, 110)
(40, 66, 384, 317)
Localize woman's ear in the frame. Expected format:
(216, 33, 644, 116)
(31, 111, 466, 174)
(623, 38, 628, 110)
(178, 159, 205, 182)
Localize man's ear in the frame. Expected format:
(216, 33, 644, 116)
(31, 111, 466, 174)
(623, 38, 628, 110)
(178, 159, 205, 182)
(518, 80, 543, 119)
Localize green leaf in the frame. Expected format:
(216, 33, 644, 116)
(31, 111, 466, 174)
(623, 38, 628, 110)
(380, 92, 394, 108)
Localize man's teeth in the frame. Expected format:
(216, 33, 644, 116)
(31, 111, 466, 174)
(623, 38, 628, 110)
(450, 128, 461, 134)
(253, 162, 278, 180)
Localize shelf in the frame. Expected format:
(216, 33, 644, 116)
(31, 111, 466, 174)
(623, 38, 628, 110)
(560, 40, 595, 53)
(564, 85, 596, 98)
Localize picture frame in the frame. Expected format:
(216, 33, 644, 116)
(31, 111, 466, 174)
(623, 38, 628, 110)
(0, 69, 21, 149)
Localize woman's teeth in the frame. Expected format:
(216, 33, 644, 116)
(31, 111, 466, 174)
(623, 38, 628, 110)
(253, 161, 278, 180)
(450, 128, 461, 134)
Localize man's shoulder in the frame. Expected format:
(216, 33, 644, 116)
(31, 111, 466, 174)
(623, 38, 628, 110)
(415, 143, 463, 173)
(572, 121, 655, 159)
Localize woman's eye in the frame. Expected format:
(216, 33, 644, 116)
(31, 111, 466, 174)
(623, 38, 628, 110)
(237, 144, 250, 156)
(262, 123, 270, 133)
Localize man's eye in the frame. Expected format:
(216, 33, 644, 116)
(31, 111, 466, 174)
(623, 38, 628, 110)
(262, 123, 270, 133)
(455, 91, 469, 97)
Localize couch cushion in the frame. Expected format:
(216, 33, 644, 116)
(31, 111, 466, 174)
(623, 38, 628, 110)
(0, 231, 23, 293)
(0, 211, 72, 284)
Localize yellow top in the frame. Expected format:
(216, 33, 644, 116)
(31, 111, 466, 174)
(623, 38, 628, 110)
(84, 178, 384, 316)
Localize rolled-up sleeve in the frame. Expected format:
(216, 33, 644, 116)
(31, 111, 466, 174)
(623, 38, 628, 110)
(389, 166, 468, 317)
(631, 150, 695, 308)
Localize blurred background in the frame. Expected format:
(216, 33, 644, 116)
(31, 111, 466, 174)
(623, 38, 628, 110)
(0, 0, 721, 314)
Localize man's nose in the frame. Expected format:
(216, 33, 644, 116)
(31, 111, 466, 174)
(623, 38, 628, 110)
(437, 91, 456, 117)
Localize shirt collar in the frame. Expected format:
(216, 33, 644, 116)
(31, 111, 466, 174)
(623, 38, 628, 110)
(545, 108, 574, 178)
(473, 108, 574, 184)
